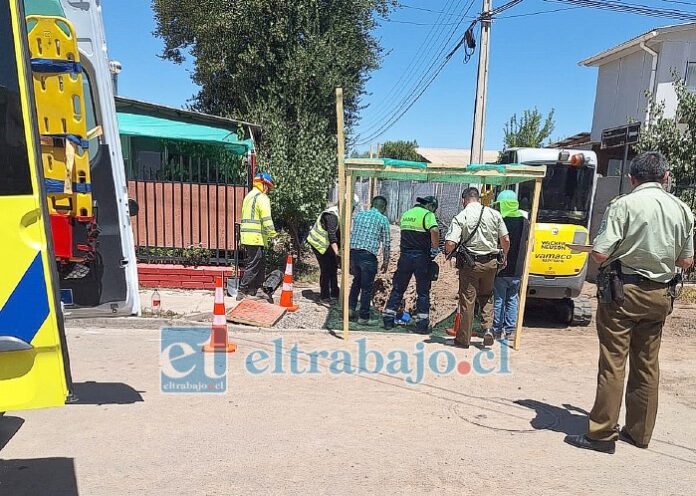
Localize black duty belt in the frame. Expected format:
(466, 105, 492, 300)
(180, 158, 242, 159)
(474, 253, 497, 263)
(620, 273, 667, 286)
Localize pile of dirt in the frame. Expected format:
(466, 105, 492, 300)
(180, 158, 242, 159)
(371, 227, 459, 325)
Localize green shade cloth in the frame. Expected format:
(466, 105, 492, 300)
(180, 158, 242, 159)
(345, 158, 545, 186)
(117, 112, 253, 155)
(382, 158, 427, 169)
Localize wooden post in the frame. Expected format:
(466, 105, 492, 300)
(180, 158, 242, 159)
(368, 145, 377, 200)
(342, 172, 354, 341)
(336, 88, 346, 217)
(513, 177, 542, 351)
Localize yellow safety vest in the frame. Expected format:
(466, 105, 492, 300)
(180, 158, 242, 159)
(307, 206, 339, 254)
(240, 188, 276, 247)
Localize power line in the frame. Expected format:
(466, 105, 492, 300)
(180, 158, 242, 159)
(358, 0, 526, 145)
(357, 0, 527, 145)
(546, 0, 696, 20)
(356, 33, 473, 146)
(657, 0, 696, 6)
(384, 18, 464, 26)
(359, 0, 475, 137)
(357, 2, 478, 143)
(398, 2, 475, 17)
(498, 5, 582, 17)
(361, 0, 469, 133)
(357, 0, 696, 147)
(393, 4, 582, 24)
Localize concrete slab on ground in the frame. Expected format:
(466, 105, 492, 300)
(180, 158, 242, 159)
(227, 299, 287, 327)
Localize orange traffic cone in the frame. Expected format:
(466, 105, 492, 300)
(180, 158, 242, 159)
(279, 255, 299, 312)
(446, 307, 461, 337)
(203, 276, 237, 353)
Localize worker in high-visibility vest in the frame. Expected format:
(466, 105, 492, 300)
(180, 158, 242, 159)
(238, 172, 277, 300)
(383, 196, 440, 334)
(307, 194, 359, 303)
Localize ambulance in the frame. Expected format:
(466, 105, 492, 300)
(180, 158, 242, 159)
(23, 0, 139, 317)
(1, 0, 138, 412)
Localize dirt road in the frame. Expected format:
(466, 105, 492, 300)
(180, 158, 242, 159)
(1, 308, 695, 495)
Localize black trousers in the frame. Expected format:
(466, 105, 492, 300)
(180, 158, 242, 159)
(312, 247, 339, 299)
(240, 245, 266, 296)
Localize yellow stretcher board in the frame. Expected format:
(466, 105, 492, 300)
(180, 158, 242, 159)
(0, 0, 71, 412)
(27, 15, 93, 218)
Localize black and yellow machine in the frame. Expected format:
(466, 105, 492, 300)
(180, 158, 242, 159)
(500, 147, 597, 326)
(0, 0, 72, 411)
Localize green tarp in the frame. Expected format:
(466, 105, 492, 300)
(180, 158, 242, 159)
(117, 112, 253, 156)
(346, 159, 544, 185)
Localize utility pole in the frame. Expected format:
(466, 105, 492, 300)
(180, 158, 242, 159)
(469, 0, 492, 165)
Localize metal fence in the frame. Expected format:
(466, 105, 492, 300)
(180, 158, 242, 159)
(127, 157, 248, 266)
(334, 179, 472, 226)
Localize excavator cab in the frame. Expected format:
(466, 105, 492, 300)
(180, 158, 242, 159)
(500, 148, 598, 326)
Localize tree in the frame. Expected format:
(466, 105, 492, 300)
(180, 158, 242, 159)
(151, 0, 395, 250)
(503, 108, 555, 149)
(380, 140, 421, 161)
(636, 76, 696, 210)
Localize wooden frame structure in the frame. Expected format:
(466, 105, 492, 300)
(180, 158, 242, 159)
(335, 89, 547, 351)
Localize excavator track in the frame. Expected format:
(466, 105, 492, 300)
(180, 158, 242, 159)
(569, 296, 593, 326)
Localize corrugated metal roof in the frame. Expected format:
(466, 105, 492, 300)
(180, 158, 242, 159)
(416, 147, 500, 166)
(546, 132, 592, 149)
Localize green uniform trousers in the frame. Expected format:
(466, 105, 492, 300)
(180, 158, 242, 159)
(456, 259, 498, 345)
(588, 281, 672, 446)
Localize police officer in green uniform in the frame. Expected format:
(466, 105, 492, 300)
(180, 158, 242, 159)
(383, 196, 440, 334)
(565, 152, 694, 454)
(445, 187, 510, 348)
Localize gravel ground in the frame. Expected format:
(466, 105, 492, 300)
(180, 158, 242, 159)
(1, 318, 695, 495)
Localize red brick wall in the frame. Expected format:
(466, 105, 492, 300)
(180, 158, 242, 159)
(138, 263, 241, 290)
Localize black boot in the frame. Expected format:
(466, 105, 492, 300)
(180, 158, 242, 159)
(564, 434, 616, 454)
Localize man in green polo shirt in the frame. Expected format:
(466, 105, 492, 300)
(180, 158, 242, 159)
(565, 151, 694, 454)
(383, 196, 440, 334)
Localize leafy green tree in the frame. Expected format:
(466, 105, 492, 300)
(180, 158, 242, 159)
(636, 77, 696, 210)
(152, 0, 395, 251)
(250, 99, 336, 250)
(380, 140, 421, 161)
(503, 108, 555, 149)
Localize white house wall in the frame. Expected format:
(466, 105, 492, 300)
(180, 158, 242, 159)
(653, 40, 696, 118)
(590, 50, 652, 141)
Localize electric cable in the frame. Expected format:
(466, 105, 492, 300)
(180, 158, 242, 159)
(357, 0, 524, 145)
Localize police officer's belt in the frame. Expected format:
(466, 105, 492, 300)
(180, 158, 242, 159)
(474, 253, 497, 263)
(620, 273, 667, 286)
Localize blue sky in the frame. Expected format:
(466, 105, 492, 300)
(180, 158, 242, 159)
(103, 0, 686, 152)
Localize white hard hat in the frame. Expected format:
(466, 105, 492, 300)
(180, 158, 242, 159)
(352, 194, 360, 207)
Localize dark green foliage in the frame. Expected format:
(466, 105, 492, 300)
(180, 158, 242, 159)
(636, 77, 696, 210)
(503, 108, 555, 149)
(151, 0, 396, 249)
(380, 140, 421, 161)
